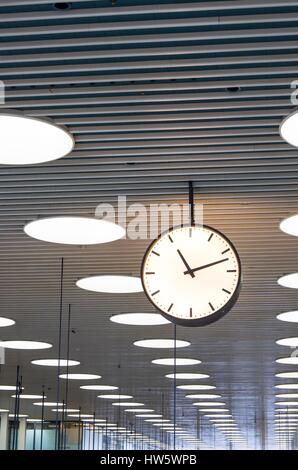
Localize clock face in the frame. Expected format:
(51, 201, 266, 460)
(141, 225, 241, 326)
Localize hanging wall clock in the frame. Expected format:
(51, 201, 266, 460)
(141, 225, 241, 327)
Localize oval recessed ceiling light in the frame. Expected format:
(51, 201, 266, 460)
(280, 214, 298, 236)
(276, 372, 298, 378)
(59, 373, 101, 380)
(0, 409, 9, 412)
(77, 275, 143, 294)
(205, 414, 232, 418)
(276, 384, 298, 389)
(0, 112, 74, 165)
(276, 357, 298, 365)
(0, 317, 15, 327)
(11, 394, 44, 399)
(199, 408, 229, 412)
(152, 358, 200, 366)
(0, 385, 24, 391)
(125, 409, 154, 413)
(34, 402, 63, 407)
(145, 419, 170, 423)
(166, 373, 209, 379)
(9, 414, 28, 418)
(280, 111, 298, 148)
(278, 273, 298, 289)
(134, 339, 190, 349)
(210, 419, 235, 423)
(277, 311, 298, 323)
(193, 402, 225, 407)
(52, 408, 80, 413)
(177, 384, 215, 390)
(276, 401, 298, 406)
(0, 340, 52, 350)
(276, 394, 298, 399)
(24, 217, 124, 246)
(276, 337, 298, 347)
(80, 385, 118, 391)
(31, 359, 80, 367)
(185, 394, 221, 399)
(68, 414, 93, 418)
(112, 402, 144, 407)
(110, 313, 169, 326)
(136, 414, 162, 418)
(97, 395, 132, 399)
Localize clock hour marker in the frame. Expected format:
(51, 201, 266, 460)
(208, 233, 213, 242)
(168, 235, 173, 243)
(209, 302, 215, 311)
(146, 272, 155, 275)
(152, 290, 160, 296)
(152, 250, 160, 257)
(189, 228, 192, 237)
(227, 269, 236, 272)
(189, 307, 192, 317)
(168, 303, 173, 312)
(222, 248, 230, 255)
(222, 288, 231, 294)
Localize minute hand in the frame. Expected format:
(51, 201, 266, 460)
(184, 257, 229, 275)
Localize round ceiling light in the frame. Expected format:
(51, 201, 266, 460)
(185, 394, 221, 399)
(276, 384, 298, 389)
(276, 372, 298, 378)
(276, 394, 298, 399)
(134, 339, 190, 349)
(110, 313, 169, 326)
(77, 275, 143, 294)
(34, 402, 63, 407)
(277, 273, 298, 289)
(59, 374, 101, 380)
(11, 394, 44, 399)
(177, 384, 215, 390)
(205, 414, 232, 418)
(68, 414, 93, 418)
(0, 317, 15, 327)
(0, 385, 24, 391)
(276, 337, 298, 347)
(0, 409, 9, 412)
(31, 359, 80, 367)
(152, 358, 200, 366)
(280, 214, 298, 237)
(192, 402, 225, 407)
(80, 385, 118, 391)
(276, 357, 298, 365)
(24, 217, 124, 246)
(276, 401, 298, 406)
(277, 311, 298, 323)
(97, 394, 132, 399)
(136, 414, 162, 418)
(166, 373, 209, 379)
(198, 408, 229, 412)
(0, 340, 52, 350)
(112, 402, 144, 407)
(145, 419, 170, 423)
(0, 112, 74, 165)
(280, 111, 298, 148)
(125, 409, 154, 413)
(52, 408, 80, 413)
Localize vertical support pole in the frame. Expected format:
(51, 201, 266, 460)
(55, 257, 64, 450)
(173, 323, 177, 450)
(40, 387, 45, 450)
(188, 181, 195, 226)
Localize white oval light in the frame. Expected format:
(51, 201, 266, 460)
(52, 408, 80, 413)
(276, 357, 298, 365)
(166, 373, 209, 379)
(278, 273, 298, 289)
(24, 217, 124, 246)
(59, 374, 101, 380)
(276, 337, 298, 347)
(280, 214, 298, 236)
(97, 395, 132, 399)
(185, 394, 221, 399)
(152, 358, 200, 366)
(125, 409, 154, 413)
(68, 414, 93, 418)
(276, 384, 298, 389)
(77, 275, 143, 294)
(134, 339, 190, 349)
(276, 401, 298, 406)
(280, 111, 298, 148)
(276, 372, 298, 378)
(277, 311, 298, 323)
(110, 313, 169, 326)
(112, 402, 144, 407)
(177, 384, 215, 390)
(0, 385, 24, 391)
(80, 385, 118, 391)
(0, 340, 52, 350)
(11, 394, 44, 399)
(31, 359, 79, 367)
(34, 402, 63, 407)
(192, 402, 225, 407)
(276, 394, 298, 399)
(0, 317, 15, 327)
(0, 113, 74, 165)
(136, 414, 162, 418)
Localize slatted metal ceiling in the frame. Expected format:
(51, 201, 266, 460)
(0, 0, 297, 449)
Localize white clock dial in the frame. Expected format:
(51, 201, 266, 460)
(141, 225, 241, 326)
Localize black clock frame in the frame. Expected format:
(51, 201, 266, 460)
(140, 224, 242, 327)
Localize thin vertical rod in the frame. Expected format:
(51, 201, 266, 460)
(173, 324, 177, 450)
(40, 387, 45, 450)
(77, 407, 81, 450)
(188, 181, 195, 226)
(63, 303, 71, 450)
(12, 365, 21, 450)
(55, 257, 64, 450)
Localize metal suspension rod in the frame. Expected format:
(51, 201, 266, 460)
(188, 181, 195, 226)
(55, 257, 64, 450)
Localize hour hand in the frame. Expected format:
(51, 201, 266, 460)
(177, 249, 195, 278)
